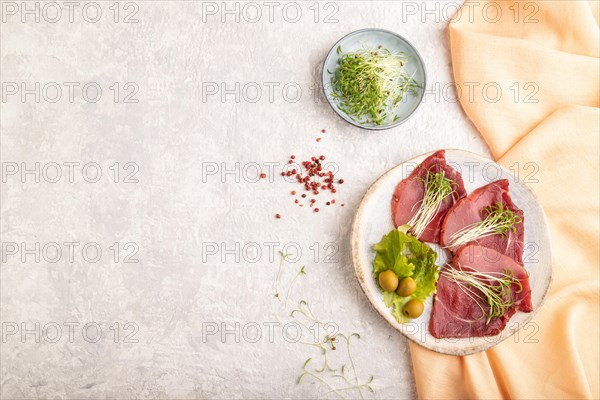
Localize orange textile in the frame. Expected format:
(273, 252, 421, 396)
(408, 1, 600, 399)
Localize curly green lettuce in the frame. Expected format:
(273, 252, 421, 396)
(372, 225, 439, 323)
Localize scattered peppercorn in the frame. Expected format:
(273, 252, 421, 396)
(280, 152, 344, 213)
(260, 173, 267, 179)
(275, 214, 281, 219)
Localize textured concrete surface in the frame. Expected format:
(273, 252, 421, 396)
(0, 1, 487, 398)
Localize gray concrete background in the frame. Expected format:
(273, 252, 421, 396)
(1, 1, 487, 398)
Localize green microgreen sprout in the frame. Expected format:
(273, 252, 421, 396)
(274, 251, 375, 397)
(446, 202, 522, 248)
(292, 301, 373, 399)
(273, 250, 290, 300)
(331, 45, 422, 125)
(284, 266, 306, 308)
(407, 170, 456, 238)
(442, 267, 524, 324)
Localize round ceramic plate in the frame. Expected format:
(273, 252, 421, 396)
(350, 149, 552, 355)
(322, 28, 426, 130)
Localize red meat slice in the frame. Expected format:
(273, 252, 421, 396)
(391, 150, 467, 243)
(440, 179, 524, 263)
(429, 245, 532, 339)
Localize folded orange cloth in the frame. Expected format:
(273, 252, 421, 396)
(408, 1, 600, 398)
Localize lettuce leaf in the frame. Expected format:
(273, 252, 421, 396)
(372, 225, 439, 323)
(372, 225, 415, 279)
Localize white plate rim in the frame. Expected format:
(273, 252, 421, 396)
(350, 149, 553, 355)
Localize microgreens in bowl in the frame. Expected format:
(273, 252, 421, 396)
(331, 45, 422, 125)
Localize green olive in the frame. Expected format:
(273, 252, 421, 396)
(396, 277, 417, 297)
(403, 299, 424, 319)
(378, 270, 399, 292)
